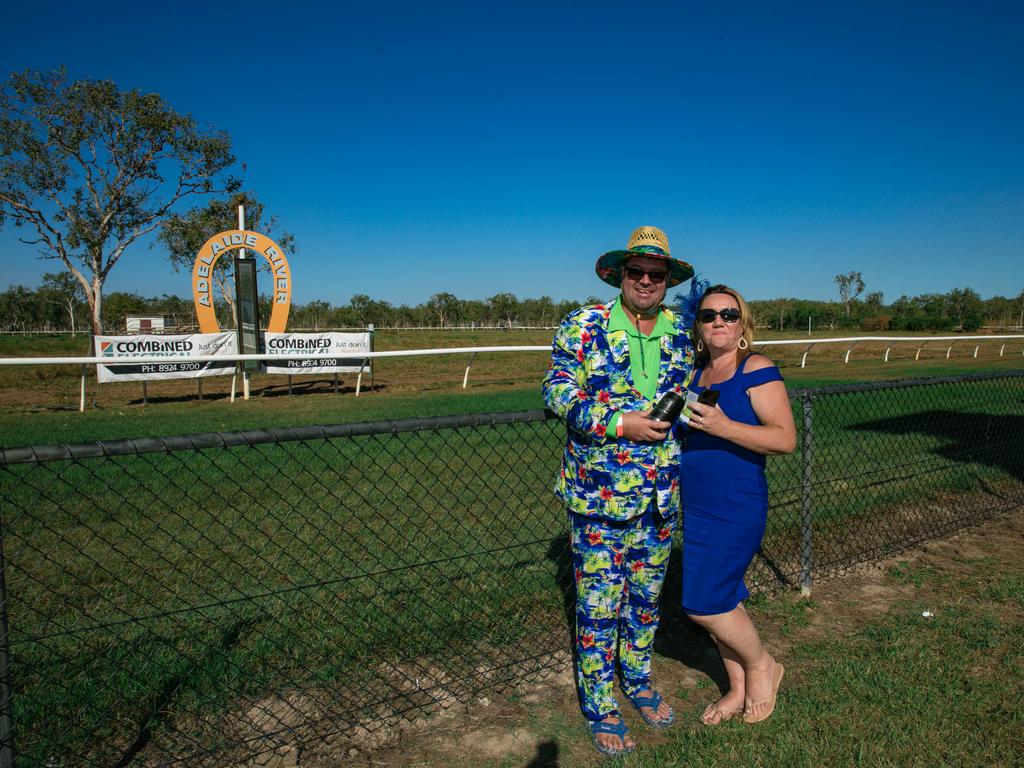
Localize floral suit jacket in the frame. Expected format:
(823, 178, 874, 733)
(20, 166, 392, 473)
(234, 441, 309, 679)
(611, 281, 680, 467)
(542, 301, 695, 522)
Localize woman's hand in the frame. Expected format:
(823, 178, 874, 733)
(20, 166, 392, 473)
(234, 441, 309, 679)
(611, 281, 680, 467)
(687, 402, 729, 436)
(688, 376, 797, 455)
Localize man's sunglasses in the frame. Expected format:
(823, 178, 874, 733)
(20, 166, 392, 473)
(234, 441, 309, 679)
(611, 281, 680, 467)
(623, 266, 668, 284)
(698, 308, 741, 324)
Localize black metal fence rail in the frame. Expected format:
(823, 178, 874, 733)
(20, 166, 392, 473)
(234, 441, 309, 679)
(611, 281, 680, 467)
(0, 371, 1022, 767)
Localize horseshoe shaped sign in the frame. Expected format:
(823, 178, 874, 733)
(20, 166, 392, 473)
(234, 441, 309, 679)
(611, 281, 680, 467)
(191, 229, 292, 333)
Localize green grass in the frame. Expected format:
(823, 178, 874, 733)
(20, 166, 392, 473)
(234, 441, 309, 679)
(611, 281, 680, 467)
(1, 342, 1022, 764)
(624, 568, 1024, 768)
(3, 420, 572, 765)
(2, 365, 1020, 447)
(0, 387, 547, 446)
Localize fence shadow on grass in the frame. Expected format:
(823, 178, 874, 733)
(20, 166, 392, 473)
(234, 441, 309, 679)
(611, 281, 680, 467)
(545, 534, 574, 642)
(255, 380, 385, 399)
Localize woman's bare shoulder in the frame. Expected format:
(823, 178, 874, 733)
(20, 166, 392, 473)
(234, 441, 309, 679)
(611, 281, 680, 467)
(742, 353, 777, 372)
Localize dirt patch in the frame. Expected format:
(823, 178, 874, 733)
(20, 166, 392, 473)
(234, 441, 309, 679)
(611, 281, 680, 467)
(765, 503, 1024, 652)
(746, 477, 1024, 595)
(852, 582, 904, 613)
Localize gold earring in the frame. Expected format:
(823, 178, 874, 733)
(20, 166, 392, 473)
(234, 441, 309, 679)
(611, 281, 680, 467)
(738, 337, 749, 350)
(696, 338, 704, 353)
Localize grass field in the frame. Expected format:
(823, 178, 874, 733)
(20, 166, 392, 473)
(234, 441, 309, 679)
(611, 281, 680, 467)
(1, 332, 1022, 765)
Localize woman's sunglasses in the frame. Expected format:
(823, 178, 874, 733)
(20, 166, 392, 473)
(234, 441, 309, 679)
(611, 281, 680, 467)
(698, 308, 741, 324)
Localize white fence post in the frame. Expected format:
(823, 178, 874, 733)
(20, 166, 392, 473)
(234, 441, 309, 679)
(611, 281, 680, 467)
(463, 352, 478, 389)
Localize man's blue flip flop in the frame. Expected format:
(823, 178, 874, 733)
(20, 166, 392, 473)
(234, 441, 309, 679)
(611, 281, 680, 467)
(588, 717, 635, 757)
(627, 689, 676, 728)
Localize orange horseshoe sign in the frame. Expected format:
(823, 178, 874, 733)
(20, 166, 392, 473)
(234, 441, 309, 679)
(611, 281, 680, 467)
(192, 230, 292, 333)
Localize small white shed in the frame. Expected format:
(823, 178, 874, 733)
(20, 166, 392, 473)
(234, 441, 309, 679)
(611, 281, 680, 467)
(126, 315, 176, 332)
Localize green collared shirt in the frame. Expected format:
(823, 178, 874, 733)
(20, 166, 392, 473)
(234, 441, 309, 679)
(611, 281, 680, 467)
(607, 296, 677, 433)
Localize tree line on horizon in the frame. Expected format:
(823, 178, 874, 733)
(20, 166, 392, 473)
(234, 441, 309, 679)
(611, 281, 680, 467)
(2, 69, 1022, 340)
(2, 275, 1022, 335)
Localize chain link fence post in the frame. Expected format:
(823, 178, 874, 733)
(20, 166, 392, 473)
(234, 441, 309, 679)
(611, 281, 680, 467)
(799, 392, 814, 597)
(0, 523, 14, 768)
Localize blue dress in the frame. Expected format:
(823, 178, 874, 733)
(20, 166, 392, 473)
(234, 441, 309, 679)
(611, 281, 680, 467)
(679, 354, 784, 615)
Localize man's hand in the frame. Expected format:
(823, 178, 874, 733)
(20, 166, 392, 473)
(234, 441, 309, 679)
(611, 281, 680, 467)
(619, 410, 671, 442)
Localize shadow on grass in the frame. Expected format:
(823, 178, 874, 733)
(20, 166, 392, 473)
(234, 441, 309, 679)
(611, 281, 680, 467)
(655, 545, 729, 693)
(125, 381, 387, 405)
(112, 613, 260, 767)
(524, 739, 559, 767)
(848, 409, 1024, 482)
(252, 380, 386, 399)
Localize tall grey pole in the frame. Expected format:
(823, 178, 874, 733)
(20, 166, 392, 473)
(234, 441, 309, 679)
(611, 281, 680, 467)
(799, 393, 814, 597)
(238, 206, 251, 401)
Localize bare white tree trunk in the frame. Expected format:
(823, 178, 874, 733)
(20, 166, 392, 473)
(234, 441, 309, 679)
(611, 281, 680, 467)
(91, 274, 103, 335)
(66, 297, 76, 335)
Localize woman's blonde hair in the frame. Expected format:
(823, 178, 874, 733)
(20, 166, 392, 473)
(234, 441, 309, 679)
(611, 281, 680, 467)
(692, 284, 755, 367)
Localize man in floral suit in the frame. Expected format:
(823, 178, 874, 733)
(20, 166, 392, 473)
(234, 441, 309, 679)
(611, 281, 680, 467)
(542, 225, 695, 756)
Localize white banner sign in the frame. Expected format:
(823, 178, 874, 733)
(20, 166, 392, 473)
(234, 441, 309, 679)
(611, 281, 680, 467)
(263, 332, 370, 375)
(95, 333, 237, 383)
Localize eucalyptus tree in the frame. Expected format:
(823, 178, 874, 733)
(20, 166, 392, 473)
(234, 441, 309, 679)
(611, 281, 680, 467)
(947, 287, 984, 331)
(487, 292, 520, 328)
(834, 271, 865, 317)
(426, 292, 461, 327)
(39, 271, 85, 334)
(0, 68, 237, 335)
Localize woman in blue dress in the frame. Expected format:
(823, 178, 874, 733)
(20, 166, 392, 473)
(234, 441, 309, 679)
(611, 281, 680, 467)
(681, 285, 797, 725)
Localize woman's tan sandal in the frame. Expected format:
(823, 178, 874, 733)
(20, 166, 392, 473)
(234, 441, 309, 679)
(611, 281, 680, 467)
(743, 663, 785, 724)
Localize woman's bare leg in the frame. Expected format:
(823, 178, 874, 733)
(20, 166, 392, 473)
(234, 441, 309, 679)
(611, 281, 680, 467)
(701, 638, 746, 723)
(688, 604, 777, 718)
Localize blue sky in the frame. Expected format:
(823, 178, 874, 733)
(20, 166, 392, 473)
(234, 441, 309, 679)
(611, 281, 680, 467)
(2, 1, 1022, 307)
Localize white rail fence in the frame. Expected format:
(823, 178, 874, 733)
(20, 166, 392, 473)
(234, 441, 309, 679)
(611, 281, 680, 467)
(754, 334, 1024, 368)
(1, 336, 1022, 413)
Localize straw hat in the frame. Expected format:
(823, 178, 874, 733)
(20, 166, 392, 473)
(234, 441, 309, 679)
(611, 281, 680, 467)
(595, 225, 695, 288)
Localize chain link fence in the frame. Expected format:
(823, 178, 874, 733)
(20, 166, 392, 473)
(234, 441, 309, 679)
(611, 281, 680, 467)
(0, 371, 1022, 766)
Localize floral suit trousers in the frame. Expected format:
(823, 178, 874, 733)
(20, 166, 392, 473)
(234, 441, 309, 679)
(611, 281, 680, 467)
(569, 503, 674, 721)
